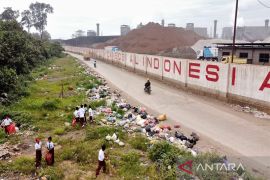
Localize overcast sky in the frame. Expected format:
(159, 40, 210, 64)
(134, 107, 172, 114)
(1, 0, 270, 39)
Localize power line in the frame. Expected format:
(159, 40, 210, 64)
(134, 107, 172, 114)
(257, 0, 270, 8)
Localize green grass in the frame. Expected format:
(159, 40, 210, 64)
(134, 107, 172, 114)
(85, 126, 126, 141)
(10, 156, 35, 174)
(53, 127, 66, 135)
(89, 99, 106, 110)
(129, 135, 149, 151)
(0, 129, 6, 144)
(40, 166, 65, 180)
(118, 152, 145, 178)
(0, 55, 263, 180)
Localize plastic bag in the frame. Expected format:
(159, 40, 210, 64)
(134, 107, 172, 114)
(72, 118, 76, 127)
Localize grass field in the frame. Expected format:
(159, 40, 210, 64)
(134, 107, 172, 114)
(0, 55, 263, 180)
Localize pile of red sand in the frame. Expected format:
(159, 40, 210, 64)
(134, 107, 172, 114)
(93, 22, 204, 55)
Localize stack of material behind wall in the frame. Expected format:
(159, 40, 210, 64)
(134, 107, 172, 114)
(94, 22, 204, 58)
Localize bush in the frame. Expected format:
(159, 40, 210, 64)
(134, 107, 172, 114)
(60, 147, 75, 161)
(53, 127, 65, 135)
(0, 67, 18, 94)
(0, 20, 64, 103)
(40, 166, 64, 180)
(148, 142, 192, 179)
(10, 156, 35, 174)
(119, 152, 144, 178)
(42, 99, 60, 111)
(0, 110, 33, 128)
(129, 135, 149, 151)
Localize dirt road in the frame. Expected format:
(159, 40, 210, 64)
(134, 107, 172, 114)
(69, 52, 270, 178)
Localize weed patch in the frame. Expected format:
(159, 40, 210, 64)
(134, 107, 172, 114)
(85, 126, 125, 141)
(40, 166, 64, 180)
(118, 152, 145, 178)
(0, 129, 6, 144)
(53, 127, 66, 135)
(89, 99, 106, 110)
(129, 135, 149, 151)
(10, 156, 35, 174)
(42, 99, 60, 111)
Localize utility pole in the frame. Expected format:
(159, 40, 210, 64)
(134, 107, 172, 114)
(232, 0, 239, 63)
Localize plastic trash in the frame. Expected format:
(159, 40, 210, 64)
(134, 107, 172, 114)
(157, 114, 167, 121)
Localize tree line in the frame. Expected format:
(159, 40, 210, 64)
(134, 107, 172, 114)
(0, 2, 53, 39)
(0, 2, 64, 104)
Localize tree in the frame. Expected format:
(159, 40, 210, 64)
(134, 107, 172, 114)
(42, 31, 51, 40)
(0, 7, 19, 21)
(21, 10, 32, 33)
(31, 31, 51, 40)
(29, 2, 53, 39)
(75, 30, 85, 37)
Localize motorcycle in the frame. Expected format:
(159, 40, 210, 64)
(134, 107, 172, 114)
(144, 86, 151, 94)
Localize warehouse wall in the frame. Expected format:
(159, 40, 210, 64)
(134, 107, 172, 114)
(64, 46, 270, 110)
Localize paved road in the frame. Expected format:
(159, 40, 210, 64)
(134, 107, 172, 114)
(69, 53, 270, 177)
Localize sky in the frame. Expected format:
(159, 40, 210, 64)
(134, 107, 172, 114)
(1, 0, 270, 39)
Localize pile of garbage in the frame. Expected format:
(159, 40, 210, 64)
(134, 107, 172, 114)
(106, 133, 125, 146)
(78, 62, 200, 156)
(231, 104, 270, 119)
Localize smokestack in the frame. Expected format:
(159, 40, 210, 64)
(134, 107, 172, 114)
(214, 20, 217, 38)
(161, 19, 165, 27)
(96, 23, 100, 36)
(265, 19, 269, 28)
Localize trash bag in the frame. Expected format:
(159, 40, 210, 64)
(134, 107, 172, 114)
(6, 123, 16, 134)
(175, 131, 188, 141)
(45, 152, 53, 165)
(128, 113, 133, 119)
(145, 125, 152, 133)
(141, 114, 147, 119)
(174, 125, 181, 129)
(134, 107, 139, 113)
(157, 114, 167, 121)
(190, 132, 200, 141)
(72, 118, 76, 127)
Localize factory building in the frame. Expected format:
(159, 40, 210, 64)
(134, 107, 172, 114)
(186, 23, 208, 38)
(121, 25, 131, 36)
(216, 43, 270, 65)
(222, 19, 270, 42)
(87, 30, 96, 37)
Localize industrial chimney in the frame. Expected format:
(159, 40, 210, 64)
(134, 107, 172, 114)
(265, 19, 269, 28)
(161, 19, 165, 27)
(96, 23, 100, 36)
(214, 20, 217, 38)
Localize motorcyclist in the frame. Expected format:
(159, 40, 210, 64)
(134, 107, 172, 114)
(144, 79, 151, 91)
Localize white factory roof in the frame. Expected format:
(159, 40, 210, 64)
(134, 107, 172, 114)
(191, 39, 250, 52)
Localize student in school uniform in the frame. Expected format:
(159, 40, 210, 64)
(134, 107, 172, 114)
(84, 104, 88, 125)
(1, 115, 15, 134)
(35, 138, 42, 168)
(96, 144, 107, 177)
(73, 107, 80, 123)
(78, 105, 85, 127)
(45, 136, 54, 166)
(88, 105, 94, 124)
